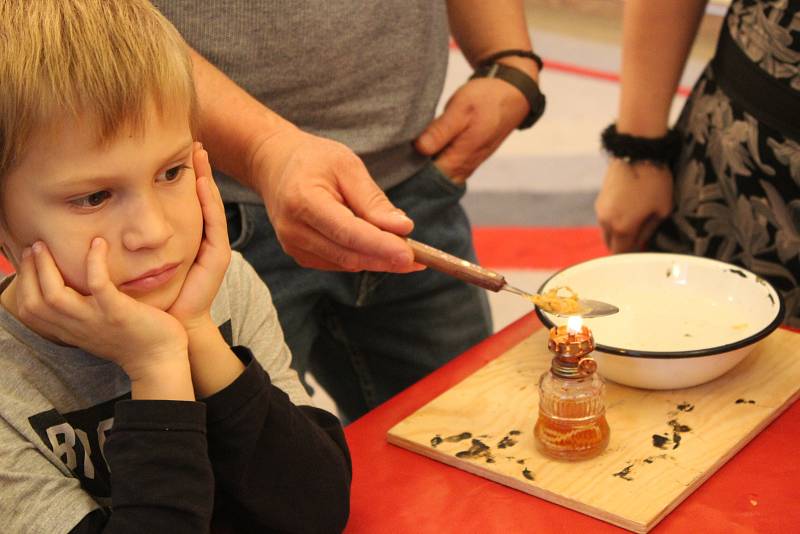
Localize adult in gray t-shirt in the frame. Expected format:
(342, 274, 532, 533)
(156, 1, 542, 421)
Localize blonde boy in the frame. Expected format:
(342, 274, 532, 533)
(0, 1, 350, 532)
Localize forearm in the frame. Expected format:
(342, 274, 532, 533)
(446, 0, 538, 80)
(69, 401, 214, 533)
(617, 0, 708, 135)
(185, 316, 245, 399)
(189, 48, 298, 196)
(128, 357, 195, 401)
(205, 348, 351, 532)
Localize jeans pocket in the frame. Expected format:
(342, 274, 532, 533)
(225, 203, 255, 251)
(427, 162, 467, 198)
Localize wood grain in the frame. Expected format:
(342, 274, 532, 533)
(387, 328, 800, 533)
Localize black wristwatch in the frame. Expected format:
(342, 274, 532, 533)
(470, 62, 546, 130)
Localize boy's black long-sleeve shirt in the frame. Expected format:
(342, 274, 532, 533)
(70, 348, 351, 533)
(0, 252, 350, 533)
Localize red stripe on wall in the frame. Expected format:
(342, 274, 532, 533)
(543, 59, 692, 97)
(448, 40, 692, 97)
(473, 226, 609, 270)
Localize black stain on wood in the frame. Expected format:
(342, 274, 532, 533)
(652, 434, 670, 449)
(613, 464, 634, 481)
(497, 435, 518, 449)
(444, 432, 473, 442)
(652, 419, 691, 450)
(432, 431, 473, 448)
(668, 419, 691, 433)
(647, 420, 691, 450)
(522, 468, 534, 481)
(677, 403, 694, 412)
(614, 454, 670, 480)
(517, 459, 526, 465)
(497, 429, 522, 449)
(455, 439, 494, 463)
(735, 399, 756, 405)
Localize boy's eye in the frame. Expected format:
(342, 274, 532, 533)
(72, 191, 111, 208)
(160, 165, 189, 183)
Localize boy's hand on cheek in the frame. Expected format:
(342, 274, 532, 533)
(168, 146, 231, 333)
(166, 146, 241, 398)
(15, 239, 190, 390)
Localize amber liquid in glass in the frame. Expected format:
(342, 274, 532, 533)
(534, 411, 610, 461)
(534, 371, 610, 461)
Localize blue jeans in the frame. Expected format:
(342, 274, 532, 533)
(225, 162, 492, 422)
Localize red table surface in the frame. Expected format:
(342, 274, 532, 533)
(343, 313, 800, 533)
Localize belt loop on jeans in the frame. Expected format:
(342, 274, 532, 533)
(711, 22, 800, 141)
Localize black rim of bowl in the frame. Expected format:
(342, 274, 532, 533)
(534, 253, 786, 359)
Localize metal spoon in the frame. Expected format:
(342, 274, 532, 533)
(406, 238, 619, 318)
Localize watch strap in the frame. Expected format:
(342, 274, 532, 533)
(478, 49, 544, 72)
(470, 62, 546, 130)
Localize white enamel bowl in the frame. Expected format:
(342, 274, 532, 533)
(535, 253, 784, 390)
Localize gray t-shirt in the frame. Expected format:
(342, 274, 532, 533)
(156, 1, 450, 203)
(0, 251, 309, 533)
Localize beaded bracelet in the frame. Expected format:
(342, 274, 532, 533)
(601, 123, 682, 167)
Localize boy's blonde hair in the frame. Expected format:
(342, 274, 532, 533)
(0, 0, 197, 178)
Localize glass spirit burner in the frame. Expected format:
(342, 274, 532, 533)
(534, 317, 610, 460)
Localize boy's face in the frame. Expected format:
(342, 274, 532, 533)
(0, 106, 202, 311)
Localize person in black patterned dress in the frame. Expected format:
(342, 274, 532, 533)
(596, 0, 800, 326)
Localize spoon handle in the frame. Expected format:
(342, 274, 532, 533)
(407, 238, 507, 292)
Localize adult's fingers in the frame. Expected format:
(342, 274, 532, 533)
(635, 214, 664, 251)
(337, 162, 414, 238)
(281, 218, 422, 273)
(601, 211, 641, 253)
(417, 106, 471, 181)
(609, 228, 638, 254)
(432, 136, 487, 184)
(599, 224, 612, 252)
(414, 101, 469, 157)
(288, 236, 425, 273)
(295, 188, 416, 272)
(428, 82, 521, 182)
(604, 210, 662, 253)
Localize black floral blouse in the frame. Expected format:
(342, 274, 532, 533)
(652, 0, 800, 326)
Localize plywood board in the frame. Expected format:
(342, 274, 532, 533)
(387, 328, 800, 533)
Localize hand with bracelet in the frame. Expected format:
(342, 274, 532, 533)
(415, 48, 546, 184)
(593, 0, 701, 253)
(595, 124, 681, 252)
